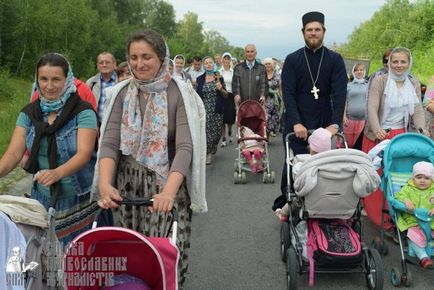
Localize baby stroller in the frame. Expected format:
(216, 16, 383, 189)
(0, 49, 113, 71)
(373, 133, 434, 287)
(280, 132, 384, 290)
(0, 194, 62, 290)
(64, 198, 179, 290)
(233, 100, 275, 184)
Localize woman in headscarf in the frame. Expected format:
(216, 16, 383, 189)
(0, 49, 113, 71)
(343, 63, 368, 149)
(219, 52, 236, 147)
(0, 53, 99, 246)
(196, 56, 228, 164)
(263, 57, 282, 137)
(96, 29, 207, 286)
(363, 47, 427, 153)
(362, 47, 428, 229)
(173, 54, 193, 84)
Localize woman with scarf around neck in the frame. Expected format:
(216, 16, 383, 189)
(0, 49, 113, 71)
(196, 56, 228, 164)
(343, 63, 368, 149)
(362, 47, 428, 229)
(0, 53, 99, 246)
(362, 47, 428, 153)
(96, 29, 206, 286)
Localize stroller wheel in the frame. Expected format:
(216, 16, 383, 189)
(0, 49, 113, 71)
(234, 161, 240, 171)
(390, 267, 402, 287)
(281, 222, 291, 262)
(404, 268, 413, 287)
(241, 172, 246, 184)
(365, 248, 384, 290)
(270, 171, 276, 183)
(371, 236, 388, 256)
(286, 247, 299, 290)
(234, 172, 239, 184)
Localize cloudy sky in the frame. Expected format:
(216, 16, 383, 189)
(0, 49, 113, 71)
(168, 0, 386, 59)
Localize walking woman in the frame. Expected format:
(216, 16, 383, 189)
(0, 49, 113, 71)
(219, 52, 236, 147)
(263, 57, 282, 137)
(196, 56, 228, 164)
(0, 53, 100, 246)
(96, 29, 207, 286)
(343, 63, 368, 149)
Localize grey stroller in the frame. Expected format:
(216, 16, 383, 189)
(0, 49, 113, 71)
(0, 195, 62, 290)
(280, 132, 384, 290)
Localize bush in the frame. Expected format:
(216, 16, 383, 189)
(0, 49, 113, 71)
(0, 70, 16, 101)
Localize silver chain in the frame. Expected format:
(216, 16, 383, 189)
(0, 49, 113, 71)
(303, 47, 325, 87)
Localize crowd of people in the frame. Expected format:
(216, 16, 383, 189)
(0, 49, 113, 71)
(0, 9, 433, 289)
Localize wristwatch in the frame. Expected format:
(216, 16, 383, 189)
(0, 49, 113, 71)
(330, 124, 339, 130)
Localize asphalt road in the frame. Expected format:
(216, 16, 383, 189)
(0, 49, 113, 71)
(182, 134, 434, 290)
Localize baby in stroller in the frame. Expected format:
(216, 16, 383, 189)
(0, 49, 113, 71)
(240, 125, 265, 173)
(394, 161, 434, 268)
(275, 128, 332, 221)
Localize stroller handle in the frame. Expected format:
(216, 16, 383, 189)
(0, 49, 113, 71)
(92, 197, 179, 241)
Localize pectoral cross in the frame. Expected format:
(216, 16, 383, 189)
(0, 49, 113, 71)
(311, 85, 320, 100)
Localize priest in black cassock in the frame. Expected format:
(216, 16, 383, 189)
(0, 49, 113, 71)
(273, 11, 347, 211)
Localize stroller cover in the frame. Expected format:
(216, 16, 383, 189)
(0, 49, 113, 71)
(294, 149, 380, 219)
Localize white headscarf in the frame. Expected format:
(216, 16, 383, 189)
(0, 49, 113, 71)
(351, 63, 366, 84)
(381, 47, 419, 127)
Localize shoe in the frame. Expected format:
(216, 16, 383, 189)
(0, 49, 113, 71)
(361, 209, 368, 216)
(220, 141, 227, 147)
(270, 132, 276, 137)
(229, 137, 233, 143)
(275, 208, 288, 222)
(420, 257, 433, 268)
(206, 154, 213, 165)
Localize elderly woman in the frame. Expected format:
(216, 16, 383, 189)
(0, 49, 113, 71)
(263, 57, 282, 137)
(96, 29, 206, 286)
(196, 56, 228, 164)
(362, 47, 428, 229)
(0, 53, 99, 245)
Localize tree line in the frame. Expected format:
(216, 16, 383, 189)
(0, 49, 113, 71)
(0, 0, 432, 83)
(0, 0, 242, 80)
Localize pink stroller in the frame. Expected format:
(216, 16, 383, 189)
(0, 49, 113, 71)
(64, 199, 179, 290)
(234, 100, 275, 184)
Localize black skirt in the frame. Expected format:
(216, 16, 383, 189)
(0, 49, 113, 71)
(222, 92, 236, 124)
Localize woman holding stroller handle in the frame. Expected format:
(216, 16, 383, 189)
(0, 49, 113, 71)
(0, 53, 99, 245)
(362, 47, 428, 153)
(96, 28, 207, 286)
(394, 161, 434, 268)
(196, 56, 228, 165)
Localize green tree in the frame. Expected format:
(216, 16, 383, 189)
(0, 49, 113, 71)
(202, 30, 232, 56)
(143, 0, 177, 38)
(176, 12, 204, 56)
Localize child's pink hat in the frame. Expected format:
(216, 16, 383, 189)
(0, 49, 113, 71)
(308, 128, 332, 153)
(412, 161, 434, 179)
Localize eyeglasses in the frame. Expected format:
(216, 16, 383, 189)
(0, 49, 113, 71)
(383, 58, 389, 64)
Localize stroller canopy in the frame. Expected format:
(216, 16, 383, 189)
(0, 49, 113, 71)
(64, 227, 179, 290)
(237, 100, 266, 137)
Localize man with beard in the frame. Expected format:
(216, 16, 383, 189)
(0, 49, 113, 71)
(273, 11, 347, 211)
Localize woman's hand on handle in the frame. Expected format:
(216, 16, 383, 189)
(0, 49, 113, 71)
(98, 183, 122, 209)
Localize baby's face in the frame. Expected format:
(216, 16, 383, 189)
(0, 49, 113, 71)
(413, 174, 433, 190)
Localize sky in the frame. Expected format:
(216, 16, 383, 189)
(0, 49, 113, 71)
(168, 0, 387, 60)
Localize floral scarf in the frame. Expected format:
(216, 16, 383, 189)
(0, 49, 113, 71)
(120, 53, 171, 185)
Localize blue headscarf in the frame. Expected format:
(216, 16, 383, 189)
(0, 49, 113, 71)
(36, 54, 77, 114)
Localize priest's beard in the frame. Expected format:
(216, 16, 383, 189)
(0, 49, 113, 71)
(304, 36, 324, 50)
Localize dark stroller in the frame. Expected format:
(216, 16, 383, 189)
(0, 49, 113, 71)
(234, 100, 275, 184)
(280, 132, 384, 289)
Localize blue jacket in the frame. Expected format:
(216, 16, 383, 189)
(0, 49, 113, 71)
(25, 114, 96, 196)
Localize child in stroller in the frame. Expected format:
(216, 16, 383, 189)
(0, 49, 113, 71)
(239, 125, 265, 173)
(275, 128, 332, 221)
(394, 161, 434, 268)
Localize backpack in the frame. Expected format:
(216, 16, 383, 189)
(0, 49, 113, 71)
(306, 219, 362, 286)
